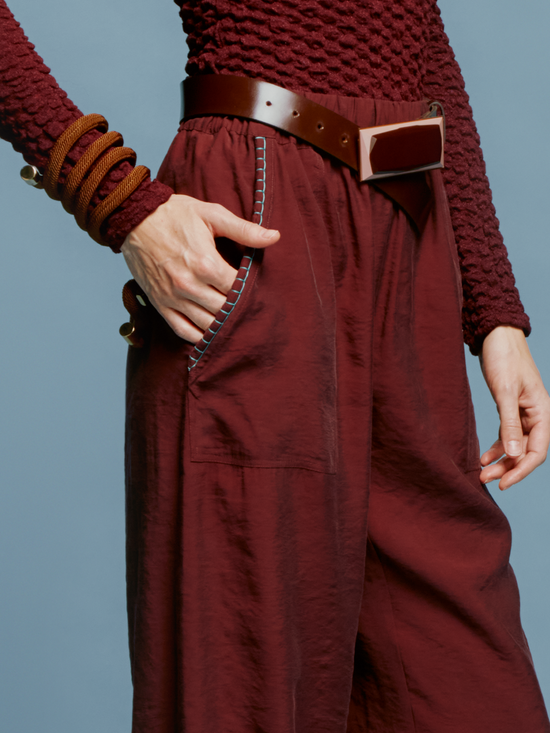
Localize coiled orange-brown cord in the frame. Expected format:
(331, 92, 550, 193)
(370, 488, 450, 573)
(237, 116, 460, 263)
(43, 114, 108, 200)
(73, 145, 137, 230)
(88, 165, 150, 244)
(62, 130, 122, 214)
(42, 113, 150, 245)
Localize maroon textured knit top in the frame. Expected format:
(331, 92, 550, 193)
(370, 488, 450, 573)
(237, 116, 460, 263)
(0, 0, 530, 352)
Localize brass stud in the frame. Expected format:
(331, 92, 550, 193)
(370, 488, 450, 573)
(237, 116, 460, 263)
(119, 321, 144, 348)
(20, 164, 44, 188)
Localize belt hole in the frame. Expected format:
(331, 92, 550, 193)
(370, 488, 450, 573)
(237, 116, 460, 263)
(317, 122, 324, 131)
(292, 110, 300, 117)
(266, 100, 272, 106)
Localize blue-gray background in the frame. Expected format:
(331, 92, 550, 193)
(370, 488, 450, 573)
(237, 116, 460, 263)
(0, 1, 548, 730)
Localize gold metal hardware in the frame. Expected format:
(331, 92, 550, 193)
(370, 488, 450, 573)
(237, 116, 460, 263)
(20, 165, 44, 188)
(119, 321, 144, 348)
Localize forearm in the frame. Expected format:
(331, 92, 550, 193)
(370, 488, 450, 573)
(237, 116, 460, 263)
(0, 0, 172, 250)
(422, 5, 530, 354)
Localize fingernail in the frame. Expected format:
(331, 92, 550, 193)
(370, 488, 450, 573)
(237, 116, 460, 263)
(506, 441, 521, 457)
(261, 228, 279, 239)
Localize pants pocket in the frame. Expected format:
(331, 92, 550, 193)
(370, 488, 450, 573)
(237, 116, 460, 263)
(185, 134, 338, 473)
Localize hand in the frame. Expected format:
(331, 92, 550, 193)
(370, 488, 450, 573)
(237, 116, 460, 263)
(479, 325, 550, 490)
(120, 194, 280, 343)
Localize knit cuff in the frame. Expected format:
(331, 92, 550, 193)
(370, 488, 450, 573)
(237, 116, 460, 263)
(100, 177, 174, 252)
(464, 309, 532, 356)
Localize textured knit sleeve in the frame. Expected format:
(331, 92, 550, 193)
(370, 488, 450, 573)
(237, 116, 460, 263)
(0, 0, 173, 251)
(422, 3, 531, 354)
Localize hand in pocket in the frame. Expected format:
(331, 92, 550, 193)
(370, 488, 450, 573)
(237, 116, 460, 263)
(121, 193, 280, 343)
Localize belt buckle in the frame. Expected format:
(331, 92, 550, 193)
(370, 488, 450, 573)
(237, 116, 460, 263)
(358, 103, 445, 182)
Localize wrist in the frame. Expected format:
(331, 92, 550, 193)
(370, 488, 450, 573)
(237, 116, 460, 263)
(106, 181, 174, 252)
(481, 324, 527, 355)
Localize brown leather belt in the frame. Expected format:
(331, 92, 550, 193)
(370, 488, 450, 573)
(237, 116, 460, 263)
(181, 74, 435, 229)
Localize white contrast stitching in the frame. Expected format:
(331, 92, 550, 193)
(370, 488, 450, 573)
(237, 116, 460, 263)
(188, 137, 267, 372)
(254, 138, 267, 226)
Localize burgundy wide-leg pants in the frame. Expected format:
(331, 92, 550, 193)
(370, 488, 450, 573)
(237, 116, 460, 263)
(124, 94, 550, 733)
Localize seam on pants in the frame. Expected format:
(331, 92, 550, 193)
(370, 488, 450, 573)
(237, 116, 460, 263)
(187, 137, 267, 372)
(369, 540, 419, 733)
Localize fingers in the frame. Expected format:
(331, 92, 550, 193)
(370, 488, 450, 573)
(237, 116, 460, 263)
(480, 438, 505, 467)
(496, 390, 524, 458)
(158, 297, 227, 344)
(482, 387, 550, 490)
(165, 256, 235, 314)
(492, 450, 545, 491)
(479, 326, 550, 488)
(479, 392, 523, 488)
(481, 419, 549, 489)
(504, 416, 550, 488)
(480, 436, 517, 484)
(176, 297, 222, 333)
(122, 194, 280, 341)
(206, 203, 280, 249)
(148, 284, 228, 344)
(480, 456, 513, 486)
(160, 307, 205, 344)
(190, 250, 237, 300)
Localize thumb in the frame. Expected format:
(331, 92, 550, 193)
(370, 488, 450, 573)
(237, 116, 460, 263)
(497, 392, 524, 457)
(207, 204, 280, 249)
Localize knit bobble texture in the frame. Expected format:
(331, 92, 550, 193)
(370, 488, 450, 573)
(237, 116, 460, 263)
(178, 0, 530, 352)
(0, 0, 532, 344)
